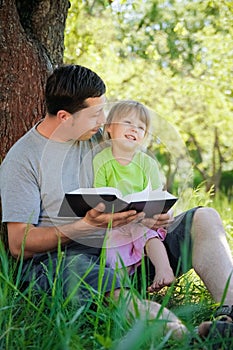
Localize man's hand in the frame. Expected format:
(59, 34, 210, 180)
(83, 203, 145, 228)
(141, 209, 174, 231)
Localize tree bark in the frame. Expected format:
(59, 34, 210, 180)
(0, 0, 70, 159)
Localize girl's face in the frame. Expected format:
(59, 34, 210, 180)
(106, 113, 147, 149)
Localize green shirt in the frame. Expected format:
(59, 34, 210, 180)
(93, 147, 162, 196)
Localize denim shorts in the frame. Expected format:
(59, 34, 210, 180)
(21, 243, 122, 304)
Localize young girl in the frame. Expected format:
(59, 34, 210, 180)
(93, 100, 175, 292)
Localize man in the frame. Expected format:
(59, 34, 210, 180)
(0, 64, 233, 340)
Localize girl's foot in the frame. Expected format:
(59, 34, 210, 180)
(148, 269, 176, 292)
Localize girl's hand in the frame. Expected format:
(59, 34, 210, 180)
(141, 209, 174, 231)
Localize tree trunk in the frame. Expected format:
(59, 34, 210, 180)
(0, 0, 70, 159)
(0, 0, 70, 245)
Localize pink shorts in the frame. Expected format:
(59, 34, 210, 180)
(105, 223, 166, 274)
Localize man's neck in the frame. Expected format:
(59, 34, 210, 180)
(36, 115, 69, 142)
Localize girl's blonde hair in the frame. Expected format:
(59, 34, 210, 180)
(104, 100, 151, 140)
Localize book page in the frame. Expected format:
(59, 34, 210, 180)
(68, 186, 123, 198)
(123, 187, 177, 203)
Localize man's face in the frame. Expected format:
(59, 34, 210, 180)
(68, 95, 106, 141)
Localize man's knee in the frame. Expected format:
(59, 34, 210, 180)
(193, 206, 221, 222)
(192, 207, 223, 238)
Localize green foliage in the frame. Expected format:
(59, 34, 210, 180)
(220, 170, 233, 197)
(64, 0, 233, 192)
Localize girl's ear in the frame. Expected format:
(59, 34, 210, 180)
(105, 124, 112, 133)
(103, 124, 112, 140)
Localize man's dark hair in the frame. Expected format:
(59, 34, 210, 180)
(45, 64, 106, 115)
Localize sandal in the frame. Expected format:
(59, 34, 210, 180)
(198, 305, 233, 349)
(215, 304, 233, 321)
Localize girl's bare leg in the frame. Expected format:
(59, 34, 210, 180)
(145, 238, 176, 292)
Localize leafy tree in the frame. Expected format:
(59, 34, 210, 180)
(64, 0, 233, 193)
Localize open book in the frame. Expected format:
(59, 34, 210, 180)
(58, 185, 178, 218)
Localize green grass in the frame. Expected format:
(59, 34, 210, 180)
(0, 190, 233, 349)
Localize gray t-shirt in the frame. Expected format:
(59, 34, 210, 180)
(0, 124, 104, 247)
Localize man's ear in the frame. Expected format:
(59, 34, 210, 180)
(57, 110, 71, 122)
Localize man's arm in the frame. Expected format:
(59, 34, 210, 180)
(8, 222, 69, 259)
(7, 203, 142, 259)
